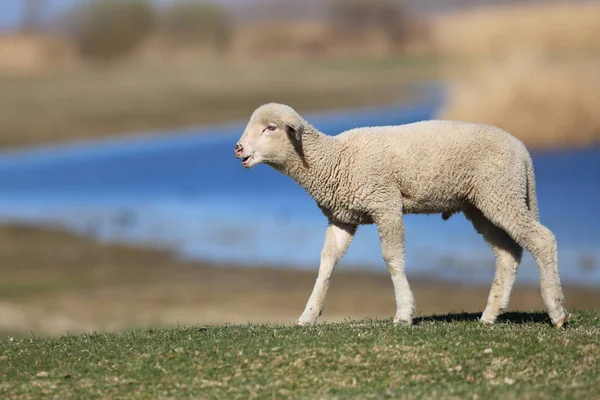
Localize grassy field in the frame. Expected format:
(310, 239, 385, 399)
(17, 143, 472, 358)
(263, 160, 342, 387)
(1, 311, 598, 399)
(0, 57, 436, 150)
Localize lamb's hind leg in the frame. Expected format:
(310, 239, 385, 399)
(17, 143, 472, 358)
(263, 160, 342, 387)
(375, 212, 415, 324)
(464, 207, 523, 324)
(475, 197, 566, 327)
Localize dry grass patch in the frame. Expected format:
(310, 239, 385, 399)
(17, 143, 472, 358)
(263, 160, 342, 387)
(429, 1, 600, 58)
(439, 56, 600, 149)
(0, 34, 75, 73)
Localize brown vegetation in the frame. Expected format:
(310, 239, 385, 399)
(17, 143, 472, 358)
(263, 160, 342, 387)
(435, 1, 600, 149)
(62, 0, 154, 60)
(0, 224, 598, 336)
(2, 1, 599, 68)
(231, 0, 425, 59)
(0, 34, 74, 73)
(427, 1, 600, 58)
(0, 0, 419, 68)
(439, 56, 600, 149)
(226, 21, 329, 60)
(159, 1, 232, 54)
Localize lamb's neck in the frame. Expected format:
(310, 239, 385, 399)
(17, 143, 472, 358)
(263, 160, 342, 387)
(278, 131, 344, 204)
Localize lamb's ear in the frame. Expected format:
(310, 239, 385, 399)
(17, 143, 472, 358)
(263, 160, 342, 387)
(284, 116, 304, 144)
(284, 115, 308, 166)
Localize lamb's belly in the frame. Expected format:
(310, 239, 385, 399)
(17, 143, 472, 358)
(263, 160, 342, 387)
(320, 205, 374, 225)
(402, 195, 464, 215)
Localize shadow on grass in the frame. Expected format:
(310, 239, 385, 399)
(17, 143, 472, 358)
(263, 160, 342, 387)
(414, 311, 555, 326)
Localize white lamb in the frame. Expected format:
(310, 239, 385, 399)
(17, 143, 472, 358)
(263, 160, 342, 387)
(234, 103, 567, 328)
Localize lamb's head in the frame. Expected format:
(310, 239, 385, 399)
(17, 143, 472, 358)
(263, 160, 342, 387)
(234, 103, 306, 169)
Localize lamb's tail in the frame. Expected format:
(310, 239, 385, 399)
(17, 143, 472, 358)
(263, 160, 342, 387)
(525, 155, 539, 221)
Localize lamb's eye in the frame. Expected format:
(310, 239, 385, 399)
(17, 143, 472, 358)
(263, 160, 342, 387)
(263, 125, 276, 132)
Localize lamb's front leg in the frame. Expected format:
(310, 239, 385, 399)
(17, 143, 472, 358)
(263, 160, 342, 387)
(297, 221, 357, 325)
(376, 213, 415, 325)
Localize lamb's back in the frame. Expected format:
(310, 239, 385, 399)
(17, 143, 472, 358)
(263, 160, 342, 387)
(333, 120, 525, 214)
(338, 120, 517, 154)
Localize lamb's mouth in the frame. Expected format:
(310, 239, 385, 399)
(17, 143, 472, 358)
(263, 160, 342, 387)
(241, 154, 254, 167)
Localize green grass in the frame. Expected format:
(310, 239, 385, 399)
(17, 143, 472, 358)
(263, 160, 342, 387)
(1, 311, 598, 399)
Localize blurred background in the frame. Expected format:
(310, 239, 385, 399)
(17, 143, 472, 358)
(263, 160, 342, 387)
(0, 0, 598, 336)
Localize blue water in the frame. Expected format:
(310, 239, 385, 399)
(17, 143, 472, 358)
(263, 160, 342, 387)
(0, 94, 598, 286)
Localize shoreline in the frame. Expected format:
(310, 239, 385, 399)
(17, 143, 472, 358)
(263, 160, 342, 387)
(0, 223, 598, 337)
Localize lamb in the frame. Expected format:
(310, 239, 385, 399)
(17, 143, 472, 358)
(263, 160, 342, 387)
(234, 102, 567, 328)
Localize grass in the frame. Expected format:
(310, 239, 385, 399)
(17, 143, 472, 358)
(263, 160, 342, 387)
(0, 56, 436, 150)
(0, 311, 598, 399)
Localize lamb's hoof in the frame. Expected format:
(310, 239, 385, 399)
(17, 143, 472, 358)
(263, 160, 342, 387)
(549, 304, 567, 328)
(553, 314, 567, 329)
(393, 317, 413, 326)
(480, 317, 496, 325)
(296, 316, 317, 326)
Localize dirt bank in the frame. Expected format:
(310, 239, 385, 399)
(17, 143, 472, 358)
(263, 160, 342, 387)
(0, 224, 597, 336)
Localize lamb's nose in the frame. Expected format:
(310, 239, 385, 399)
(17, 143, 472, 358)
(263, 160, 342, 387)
(234, 143, 243, 155)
